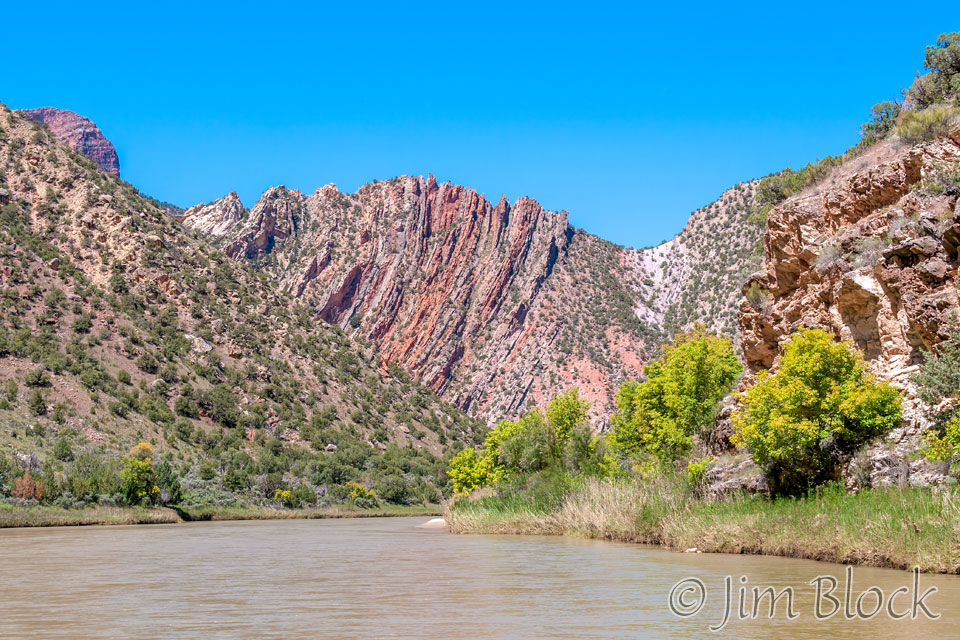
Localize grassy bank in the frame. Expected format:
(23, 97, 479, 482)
(0, 504, 182, 528)
(0, 502, 440, 529)
(177, 503, 441, 522)
(446, 478, 960, 574)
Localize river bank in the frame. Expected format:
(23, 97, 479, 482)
(445, 478, 960, 574)
(0, 502, 441, 528)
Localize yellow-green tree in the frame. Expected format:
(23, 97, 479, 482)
(732, 328, 902, 494)
(610, 326, 742, 464)
(120, 442, 159, 505)
(446, 388, 596, 495)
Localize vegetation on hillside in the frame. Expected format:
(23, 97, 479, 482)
(0, 104, 484, 515)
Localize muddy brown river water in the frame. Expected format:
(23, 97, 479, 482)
(0, 516, 958, 638)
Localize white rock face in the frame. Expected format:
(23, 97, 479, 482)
(180, 192, 245, 237)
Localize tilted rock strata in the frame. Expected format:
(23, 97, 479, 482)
(0, 105, 481, 456)
(19, 107, 120, 176)
(183, 176, 762, 424)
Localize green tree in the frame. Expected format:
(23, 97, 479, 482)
(545, 388, 589, 457)
(447, 448, 499, 495)
(859, 101, 901, 146)
(120, 442, 158, 505)
(908, 32, 960, 108)
(447, 389, 601, 495)
(732, 328, 902, 495)
(610, 326, 742, 464)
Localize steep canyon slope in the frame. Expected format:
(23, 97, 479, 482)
(0, 104, 482, 470)
(182, 177, 762, 424)
(736, 127, 960, 488)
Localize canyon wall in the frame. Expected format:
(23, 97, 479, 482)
(20, 107, 120, 176)
(183, 177, 761, 424)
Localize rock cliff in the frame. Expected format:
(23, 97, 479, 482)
(738, 129, 960, 488)
(183, 177, 762, 424)
(19, 107, 120, 176)
(740, 132, 960, 386)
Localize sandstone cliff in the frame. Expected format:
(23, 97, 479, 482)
(19, 107, 120, 176)
(737, 129, 960, 488)
(183, 177, 762, 424)
(740, 132, 960, 386)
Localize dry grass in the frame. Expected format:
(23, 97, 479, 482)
(447, 478, 960, 574)
(0, 503, 441, 529)
(0, 505, 181, 528)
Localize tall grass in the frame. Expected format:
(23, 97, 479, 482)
(447, 478, 960, 573)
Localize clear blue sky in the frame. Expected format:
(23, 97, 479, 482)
(3, 2, 954, 248)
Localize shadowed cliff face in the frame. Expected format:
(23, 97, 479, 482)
(184, 175, 761, 424)
(19, 107, 120, 176)
(740, 131, 960, 391)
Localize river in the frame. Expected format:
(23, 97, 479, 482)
(0, 517, 958, 638)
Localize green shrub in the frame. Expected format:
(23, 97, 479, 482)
(895, 105, 958, 145)
(755, 155, 843, 209)
(912, 163, 960, 197)
(53, 437, 74, 462)
(136, 352, 159, 374)
(914, 324, 960, 405)
(155, 460, 183, 504)
(28, 389, 47, 416)
(923, 413, 960, 465)
(744, 281, 770, 310)
(610, 325, 742, 464)
(72, 314, 93, 334)
(24, 368, 51, 387)
(685, 456, 712, 496)
(732, 328, 902, 495)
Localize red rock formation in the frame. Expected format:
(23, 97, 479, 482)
(19, 107, 120, 176)
(184, 174, 760, 424)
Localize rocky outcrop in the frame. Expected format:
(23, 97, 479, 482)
(738, 130, 960, 488)
(184, 176, 761, 424)
(19, 107, 120, 176)
(740, 134, 960, 388)
(180, 192, 245, 236)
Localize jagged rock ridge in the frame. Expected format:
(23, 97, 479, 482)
(0, 104, 482, 459)
(183, 176, 762, 424)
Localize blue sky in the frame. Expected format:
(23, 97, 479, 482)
(3, 2, 955, 247)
